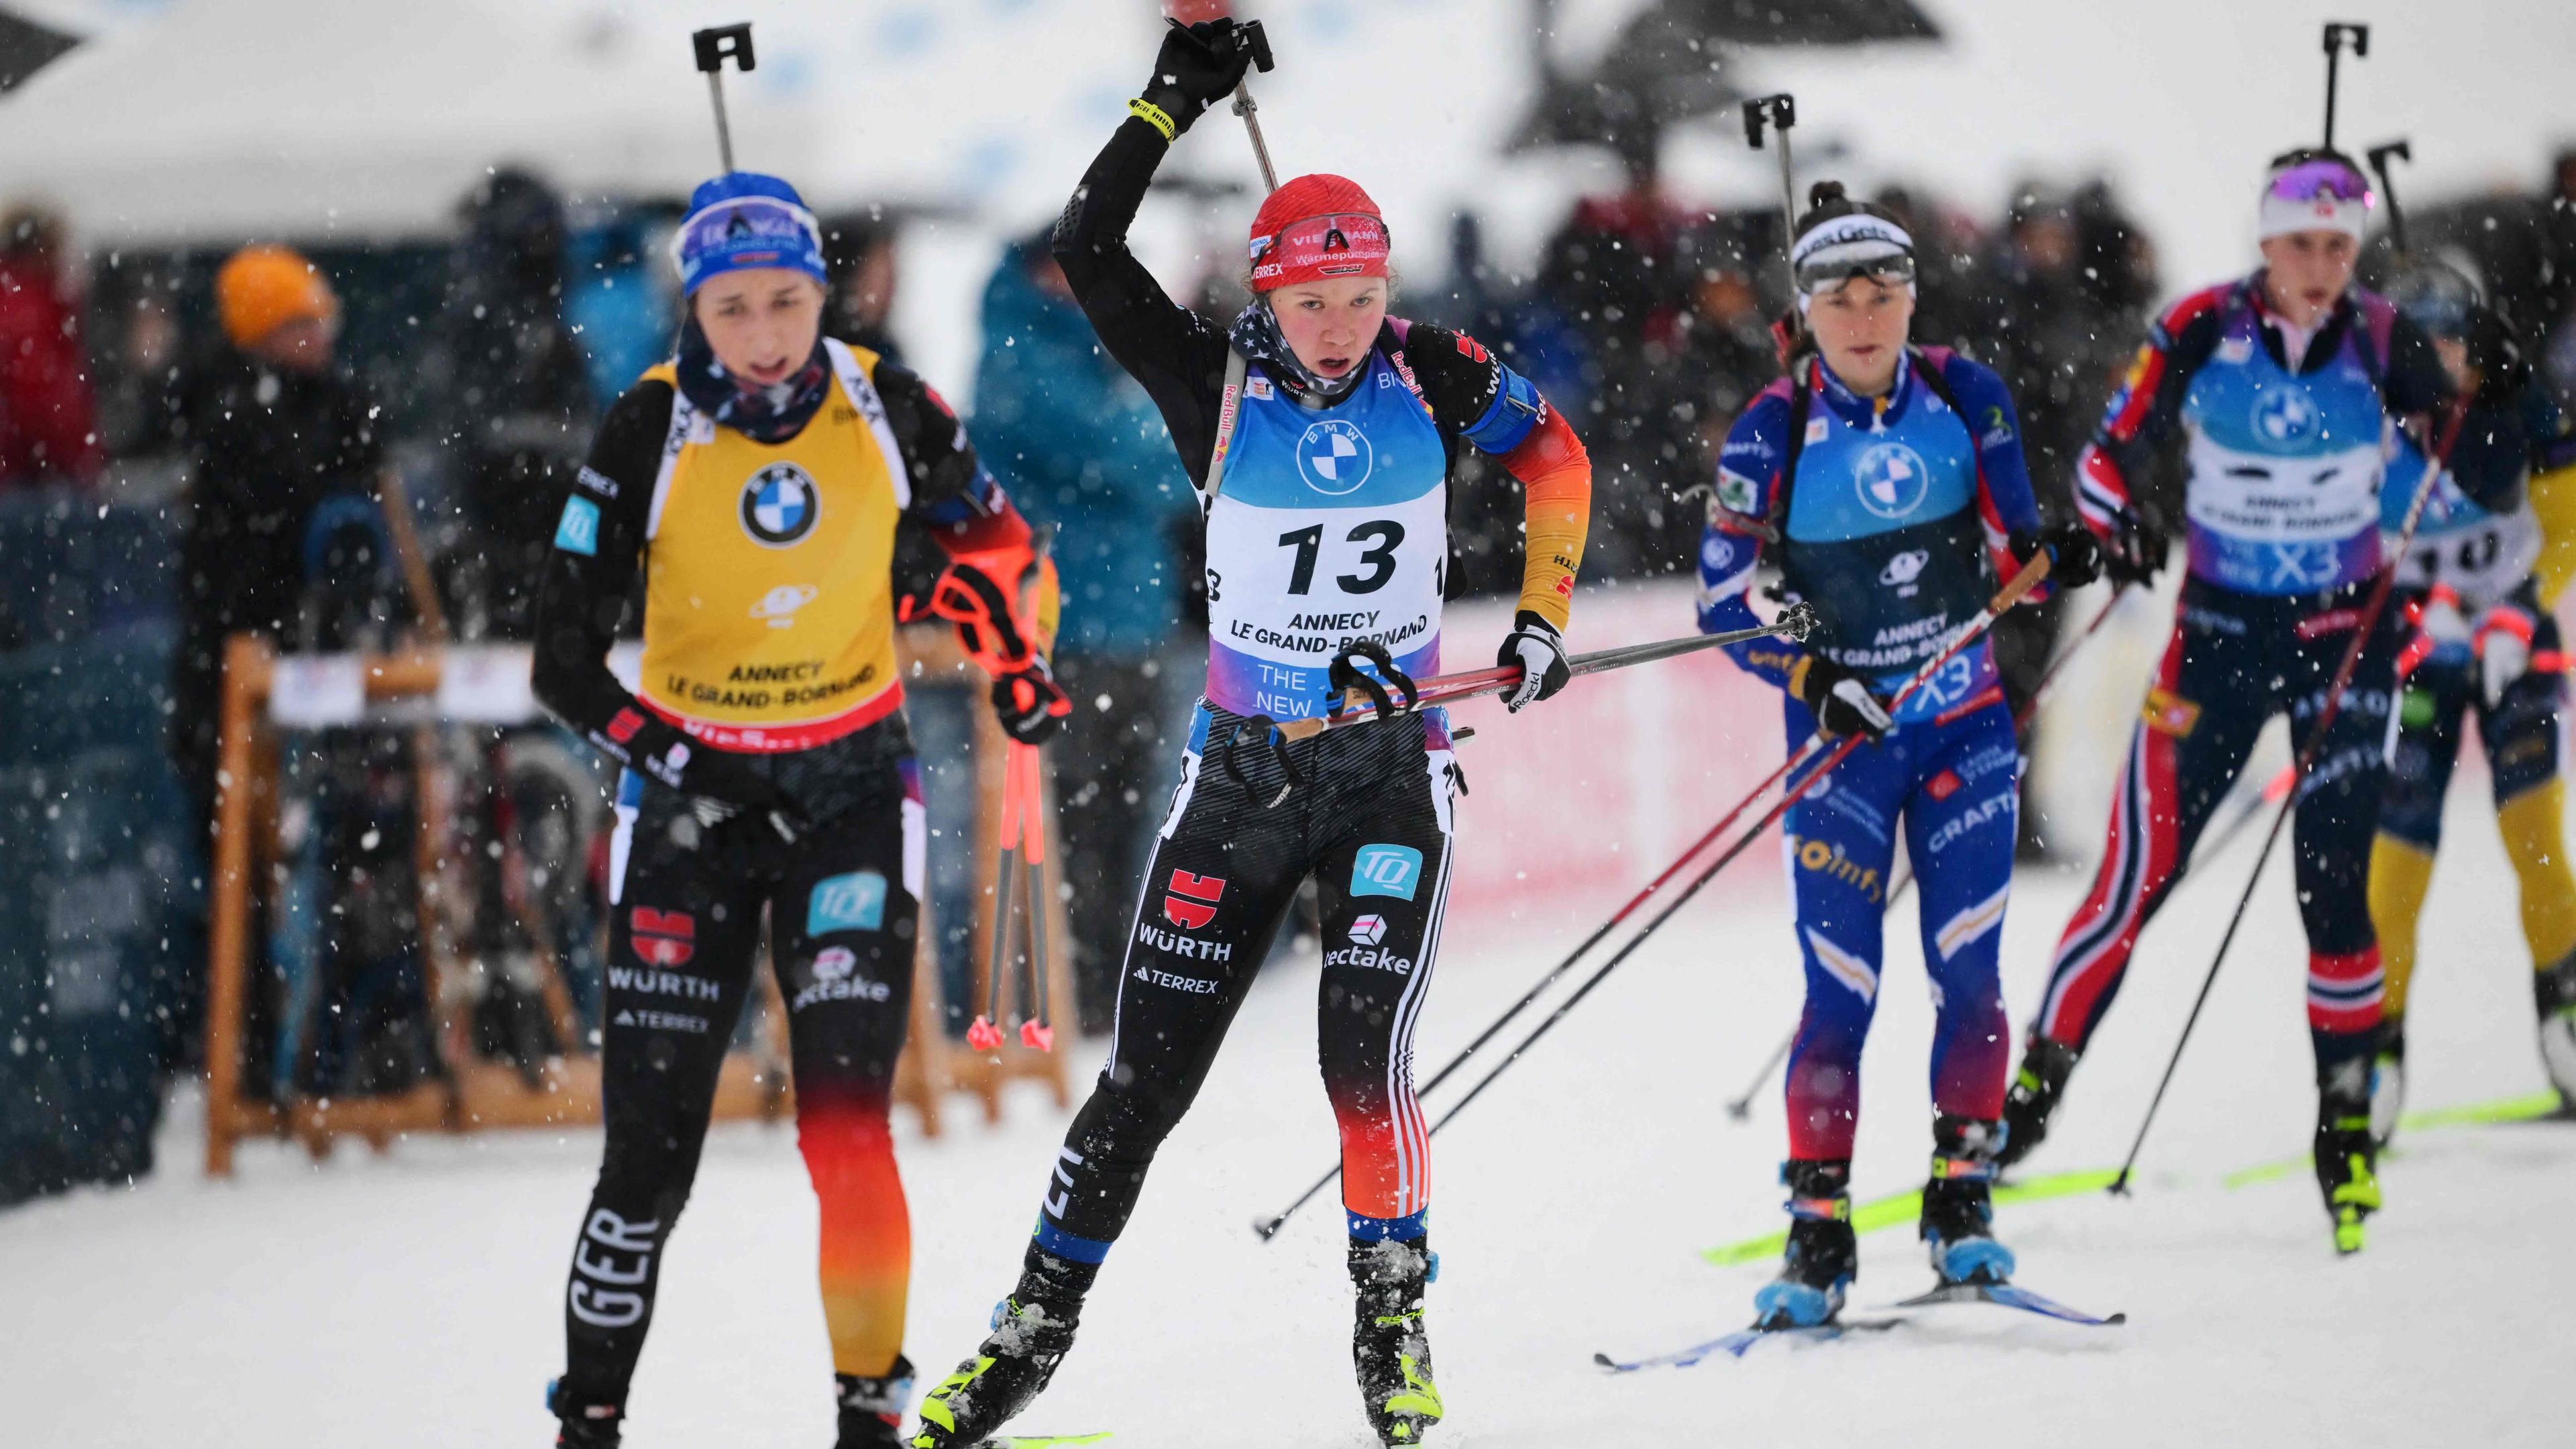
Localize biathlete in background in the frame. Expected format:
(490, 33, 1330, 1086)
(2365, 262, 2576, 1142)
(1695, 181, 2099, 1328)
(911, 19, 1592, 1449)
(531, 172, 1069, 1449)
(2003, 148, 2534, 1252)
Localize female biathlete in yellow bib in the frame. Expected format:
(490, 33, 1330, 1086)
(533, 172, 1068, 1449)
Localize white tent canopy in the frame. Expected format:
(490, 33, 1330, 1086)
(0, 0, 1172, 243)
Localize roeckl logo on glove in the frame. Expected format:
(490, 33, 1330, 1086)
(1164, 870, 1227, 929)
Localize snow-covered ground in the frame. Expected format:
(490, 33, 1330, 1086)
(6, 727, 2571, 1448)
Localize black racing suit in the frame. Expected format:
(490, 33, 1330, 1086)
(533, 355, 1032, 1423)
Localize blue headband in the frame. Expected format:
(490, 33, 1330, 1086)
(672, 172, 828, 295)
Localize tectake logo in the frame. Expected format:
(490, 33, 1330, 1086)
(740, 462, 822, 547)
(1348, 914, 1388, 946)
(1851, 442, 1931, 519)
(814, 945, 857, 981)
(1297, 419, 1374, 495)
(1350, 844, 1423, 901)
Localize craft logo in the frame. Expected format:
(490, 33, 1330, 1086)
(1297, 419, 1374, 496)
(631, 908, 695, 967)
(740, 462, 821, 547)
(1350, 844, 1423, 901)
(807, 870, 888, 935)
(1163, 869, 1227, 929)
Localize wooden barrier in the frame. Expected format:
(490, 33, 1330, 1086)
(200, 628, 1073, 1176)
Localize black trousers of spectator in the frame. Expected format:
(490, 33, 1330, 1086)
(1051, 653, 1187, 1034)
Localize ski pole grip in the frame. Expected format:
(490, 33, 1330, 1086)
(694, 23, 754, 74)
(1241, 18, 1275, 72)
(1741, 93, 1794, 148)
(2324, 21, 2368, 56)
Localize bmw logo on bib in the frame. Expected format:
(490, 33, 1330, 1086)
(741, 463, 821, 547)
(2251, 383, 2320, 445)
(1852, 442, 1931, 519)
(1297, 419, 1374, 496)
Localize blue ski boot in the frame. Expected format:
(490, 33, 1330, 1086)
(1922, 1116, 2016, 1285)
(1752, 1159, 1854, 1328)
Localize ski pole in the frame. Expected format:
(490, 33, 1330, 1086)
(1273, 606, 1817, 742)
(1253, 688, 1817, 1240)
(1215, 19, 1280, 193)
(1741, 93, 1799, 292)
(969, 747, 1025, 1054)
(2109, 415, 2460, 1194)
(1015, 744, 1057, 1053)
(2320, 23, 2369, 152)
(2366, 140, 2413, 254)
(1417, 555, 2053, 1153)
(690, 23, 755, 173)
(1719, 584, 2132, 1120)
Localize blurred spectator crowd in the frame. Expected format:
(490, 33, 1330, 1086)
(9, 147, 2576, 1202)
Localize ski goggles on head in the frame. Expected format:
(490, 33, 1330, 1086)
(2264, 154, 2373, 203)
(1794, 249, 1918, 296)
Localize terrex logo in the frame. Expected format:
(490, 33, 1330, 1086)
(631, 908, 696, 967)
(1163, 870, 1226, 929)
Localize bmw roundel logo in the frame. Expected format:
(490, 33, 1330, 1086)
(2251, 383, 2320, 445)
(1297, 419, 1374, 495)
(741, 463, 820, 547)
(1851, 442, 1931, 519)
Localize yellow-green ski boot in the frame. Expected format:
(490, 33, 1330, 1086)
(2316, 1064, 2382, 1256)
(1350, 1235, 1442, 1446)
(910, 1250, 1090, 1448)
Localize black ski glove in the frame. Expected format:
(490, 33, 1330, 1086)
(1495, 611, 1571, 712)
(992, 658, 1072, 745)
(1792, 655, 1894, 743)
(2099, 505, 2166, 590)
(2464, 304, 2531, 410)
(2011, 522, 2104, 591)
(1140, 18, 1259, 136)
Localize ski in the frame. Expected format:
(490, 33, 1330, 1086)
(976, 1436, 1112, 1448)
(2224, 1089, 2575, 1189)
(1703, 1168, 2117, 1267)
(1890, 1282, 2125, 1326)
(1594, 1317, 1904, 1371)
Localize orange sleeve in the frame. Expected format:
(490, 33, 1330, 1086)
(1497, 406, 1592, 632)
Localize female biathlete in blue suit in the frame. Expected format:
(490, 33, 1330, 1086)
(1696, 182, 2099, 1328)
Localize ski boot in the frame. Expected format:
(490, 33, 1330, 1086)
(1996, 1036, 2080, 1172)
(1350, 1235, 1443, 1446)
(835, 1355, 915, 1449)
(2536, 949, 2576, 1108)
(2316, 1060, 2383, 1255)
(545, 1380, 621, 1448)
(2369, 1016, 2408, 1149)
(1921, 1116, 2017, 1285)
(1752, 1159, 1854, 1328)
(910, 1250, 1093, 1449)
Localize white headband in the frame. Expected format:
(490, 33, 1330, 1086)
(1790, 213, 1914, 274)
(2259, 189, 2369, 244)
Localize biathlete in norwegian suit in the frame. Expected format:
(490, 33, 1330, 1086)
(2002, 149, 2534, 1253)
(1696, 182, 2100, 1328)
(911, 21, 1592, 1449)
(532, 173, 1069, 1449)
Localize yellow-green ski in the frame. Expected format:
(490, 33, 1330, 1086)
(2222, 1089, 2569, 1190)
(1702, 1169, 2119, 1267)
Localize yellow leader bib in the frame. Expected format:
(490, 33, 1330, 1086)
(637, 338, 912, 752)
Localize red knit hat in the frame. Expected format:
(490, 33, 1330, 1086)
(1247, 174, 1389, 292)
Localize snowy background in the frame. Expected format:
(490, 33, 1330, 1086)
(6, 1, 2576, 1445)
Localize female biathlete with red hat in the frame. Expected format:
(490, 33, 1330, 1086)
(910, 20, 1591, 1449)
(535, 172, 1067, 1449)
